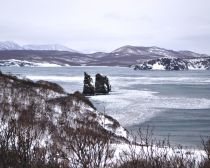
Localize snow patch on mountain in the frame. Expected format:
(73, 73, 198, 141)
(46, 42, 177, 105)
(0, 41, 78, 52)
(148, 47, 176, 58)
(23, 44, 78, 52)
(111, 45, 148, 55)
(0, 41, 22, 50)
(179, 50, 209, 58)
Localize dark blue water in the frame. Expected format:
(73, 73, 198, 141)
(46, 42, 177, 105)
(1, 66, 210, 148)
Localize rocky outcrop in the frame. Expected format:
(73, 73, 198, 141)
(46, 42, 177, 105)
(82, 72, 95, 95)
(36, 80, 65, 94)
(82, 73, 111, 95)
(134, 57, 210, 70)
(95, 73, 111, 94)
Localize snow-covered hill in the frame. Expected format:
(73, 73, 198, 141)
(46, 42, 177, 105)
(111, 45, 149, 55)
(0, 41, 78, 52)
(0, 72, 129, 166)
(111, 45, 207, 59)
(23, 44, 78, 52)
(134, 57, 210, 70)
(0, 41, 22, 50)
(0, 72, 128, 139)
(90, 45, 210, 66)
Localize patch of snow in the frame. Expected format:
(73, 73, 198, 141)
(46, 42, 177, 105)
(34, 62, 62, 67)
(115, 126, 128, 138)
(96, 112, 129, 139)
(23, 44, 78, 52)
(38, 129, 53, 147)
(97, 114, 113, 126)
(113, 143, 206, 164)
(152, 62, 165, 70)
(0, 59, 68, 67)
(188, 59, 208, 70)
(0, 41, 22, 50)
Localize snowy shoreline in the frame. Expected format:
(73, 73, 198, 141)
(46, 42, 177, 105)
(1, 58, 210, 70)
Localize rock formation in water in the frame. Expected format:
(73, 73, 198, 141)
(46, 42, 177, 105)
(95, 73, 111, 94)
(82, 72, 95, 95)
(82, 72, 111, 95)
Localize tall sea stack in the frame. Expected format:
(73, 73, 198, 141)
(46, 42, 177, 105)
(82, 72, 95, 96)
(95, 73, 111, 94)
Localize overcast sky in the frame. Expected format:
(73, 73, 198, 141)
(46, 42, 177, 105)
(0, 0, 210, 53)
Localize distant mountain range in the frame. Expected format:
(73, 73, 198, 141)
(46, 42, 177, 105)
(0, 41, 23, 50)
(0, 41, 210, 69)
(0, 41, 78, 52)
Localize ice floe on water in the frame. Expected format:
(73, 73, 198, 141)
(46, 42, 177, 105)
(90, 86, 210, 126)
(24, 73, 210, 127)
(110, 76, 210, 85)
(90, 89, 161, 126)
(26, 75, 83, 82)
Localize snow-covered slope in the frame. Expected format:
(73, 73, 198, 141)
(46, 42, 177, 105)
(179, 50, 209, 58)
(0, 41, 78, 52)
(0, 72, 131, 166)
(111, 45, 206, 59)
(23, 44, 78, 52)
(0, 72, 129, 144)
(188, 58, 210, 70)
(111, 45, 177, 57)
(0, 41, 22, 50)
(111, 45, 149, 55)
(134, 57, 210, 70)
(0, 59, 66, 67)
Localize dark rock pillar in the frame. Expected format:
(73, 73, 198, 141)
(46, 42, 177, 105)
(95, 73, 111, 94)
(82, 72, 95, 96)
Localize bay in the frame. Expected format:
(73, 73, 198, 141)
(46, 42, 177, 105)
(1, 66, 210, 148)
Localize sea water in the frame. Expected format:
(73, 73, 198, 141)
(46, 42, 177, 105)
(1, 66, 210, 148)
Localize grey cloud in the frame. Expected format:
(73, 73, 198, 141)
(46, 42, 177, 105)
(0, 0, 210, 54)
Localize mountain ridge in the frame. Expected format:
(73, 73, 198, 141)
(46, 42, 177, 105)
(0, 41, 210, 67)
(0, 41, 79, 53)
(1, 41, 209, 56)
(23, 44, 78, 52)
(0, 41, 22, 50)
